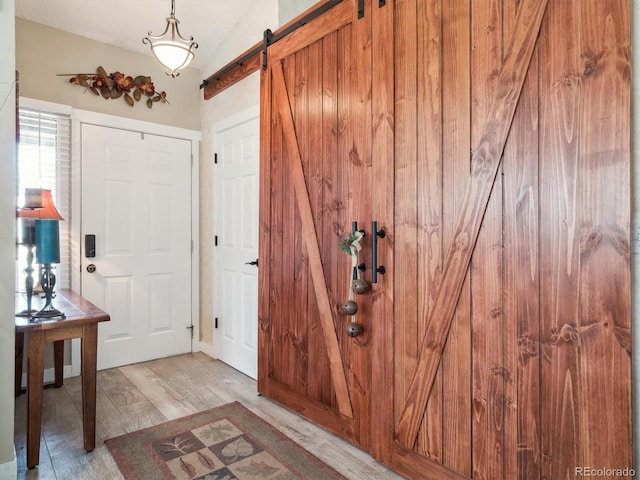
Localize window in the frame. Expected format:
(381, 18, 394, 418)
(16, 106, 71, 290)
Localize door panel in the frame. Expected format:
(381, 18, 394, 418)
(259, 0, 373, 448)
(213, 115, 260, 379)
(255, 0, 631, 478)
(81, 124, 192, 370)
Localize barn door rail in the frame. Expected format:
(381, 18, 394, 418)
(201, 0, 344, 89)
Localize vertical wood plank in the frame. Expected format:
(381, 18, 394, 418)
(348, 0, 373, 450)
(306, 38, 328, 405)
(371, 0, 395, 463)
(257, 59, 273, 396)
(393, 0, 419, 435)
(576, 0, 631, 472)
(502, 1, 541, 479)
(470, 0, 505, 478)
(440, 0, 472, 475)
(281, 57, 298, 392)
(293, 48, 310, 396)
(416, 0, 444, 462)
(319, 32, 340, 407)
(538, 0, 581, 477)
(268, 63, 286, 389)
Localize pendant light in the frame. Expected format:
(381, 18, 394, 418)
(143, 0, 198, 77)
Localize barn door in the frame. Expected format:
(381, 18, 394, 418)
(258, 0, 375, 449)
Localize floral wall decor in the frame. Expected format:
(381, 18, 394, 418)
(62, 66, 169, 108)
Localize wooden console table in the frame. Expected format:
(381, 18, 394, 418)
(15, 289, 110, 469)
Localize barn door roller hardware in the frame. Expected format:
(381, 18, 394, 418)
(201, 0, 344, 88)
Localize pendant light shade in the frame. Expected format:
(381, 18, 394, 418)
(143, 0, 198, 77)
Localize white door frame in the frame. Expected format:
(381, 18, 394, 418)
(70, 108, 201, 374)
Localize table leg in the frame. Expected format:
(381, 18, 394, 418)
(53, 340, 64, 387)
(15, 331, 24, 397)
(26, 331, 45, 469)
(81, 324, 98, 452)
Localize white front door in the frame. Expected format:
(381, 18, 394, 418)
(213, 113, 259, 379)
(81, 123, 193, 370)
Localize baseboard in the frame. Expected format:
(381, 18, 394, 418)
(0, 446, 17, 480)
(18, 364, 75, 391)
(198, 341, 216, 360)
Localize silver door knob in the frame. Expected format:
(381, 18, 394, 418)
(86, 264, 96, 273)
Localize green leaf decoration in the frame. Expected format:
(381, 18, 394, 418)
(124, 93, 134, 107)
(133, 89, 142, 102)
(96, 66, 108, 78)
(110, 88, 123, 99)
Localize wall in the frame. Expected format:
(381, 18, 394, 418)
(16, 18, 201, 131)
(0, 0, 17, 477)
(199, 0, 317, 346)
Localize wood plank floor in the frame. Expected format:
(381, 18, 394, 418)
(14, 352, 404, 479)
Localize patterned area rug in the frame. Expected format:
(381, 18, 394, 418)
(105, 401, 347, 480)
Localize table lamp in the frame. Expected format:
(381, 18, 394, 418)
(17, 188, 65, 319)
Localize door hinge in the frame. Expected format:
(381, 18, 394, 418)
(215, 317, 219, 329)
(191, 239, 194, 253)
(214, 153, 218, 164)
(191, 155, 194, 167)
(187, 324, 194, 338)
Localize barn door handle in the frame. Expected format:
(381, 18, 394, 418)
(372, 221, 386, 283)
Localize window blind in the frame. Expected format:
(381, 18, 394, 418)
(17, 107, 71, 289)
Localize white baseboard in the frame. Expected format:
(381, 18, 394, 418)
(0, 447, 17, 480)
(198, 341, 216, 360)
(18, 365, 75, 391)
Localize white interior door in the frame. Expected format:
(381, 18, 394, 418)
(81, 123, 193, 370)
(213, 113, 259, 379)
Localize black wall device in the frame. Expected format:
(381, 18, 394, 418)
(85, 234, 96, 258)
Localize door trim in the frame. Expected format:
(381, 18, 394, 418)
(69, 108, 201, 374)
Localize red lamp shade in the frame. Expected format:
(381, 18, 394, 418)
(17, 189, 64, 220)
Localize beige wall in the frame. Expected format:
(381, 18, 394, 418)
(199, 1, 278, 346)
(0, 0, 17, 476)
(16, 18, 201, 131)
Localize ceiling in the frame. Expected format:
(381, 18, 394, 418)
(15, 0, 265, 71)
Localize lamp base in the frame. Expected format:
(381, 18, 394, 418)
(33, 305, 66, 319)
(32, 264, 66, 320)
(16, 244, 37, 317)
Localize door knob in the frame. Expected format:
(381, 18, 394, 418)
(86, 264, 96, 273)
(245, 259, 259, 267)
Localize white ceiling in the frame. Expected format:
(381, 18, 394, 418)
(15, 0, 263, 71)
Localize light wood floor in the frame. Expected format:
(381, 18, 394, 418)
(14, 352, 404, 479)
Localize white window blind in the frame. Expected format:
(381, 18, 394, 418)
(17, 107, 71, 289)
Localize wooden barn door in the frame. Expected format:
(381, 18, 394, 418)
(389, 1, 631, 479)
(258, 0, 379, 450)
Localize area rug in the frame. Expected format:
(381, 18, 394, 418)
(105, 401, 347, 480)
